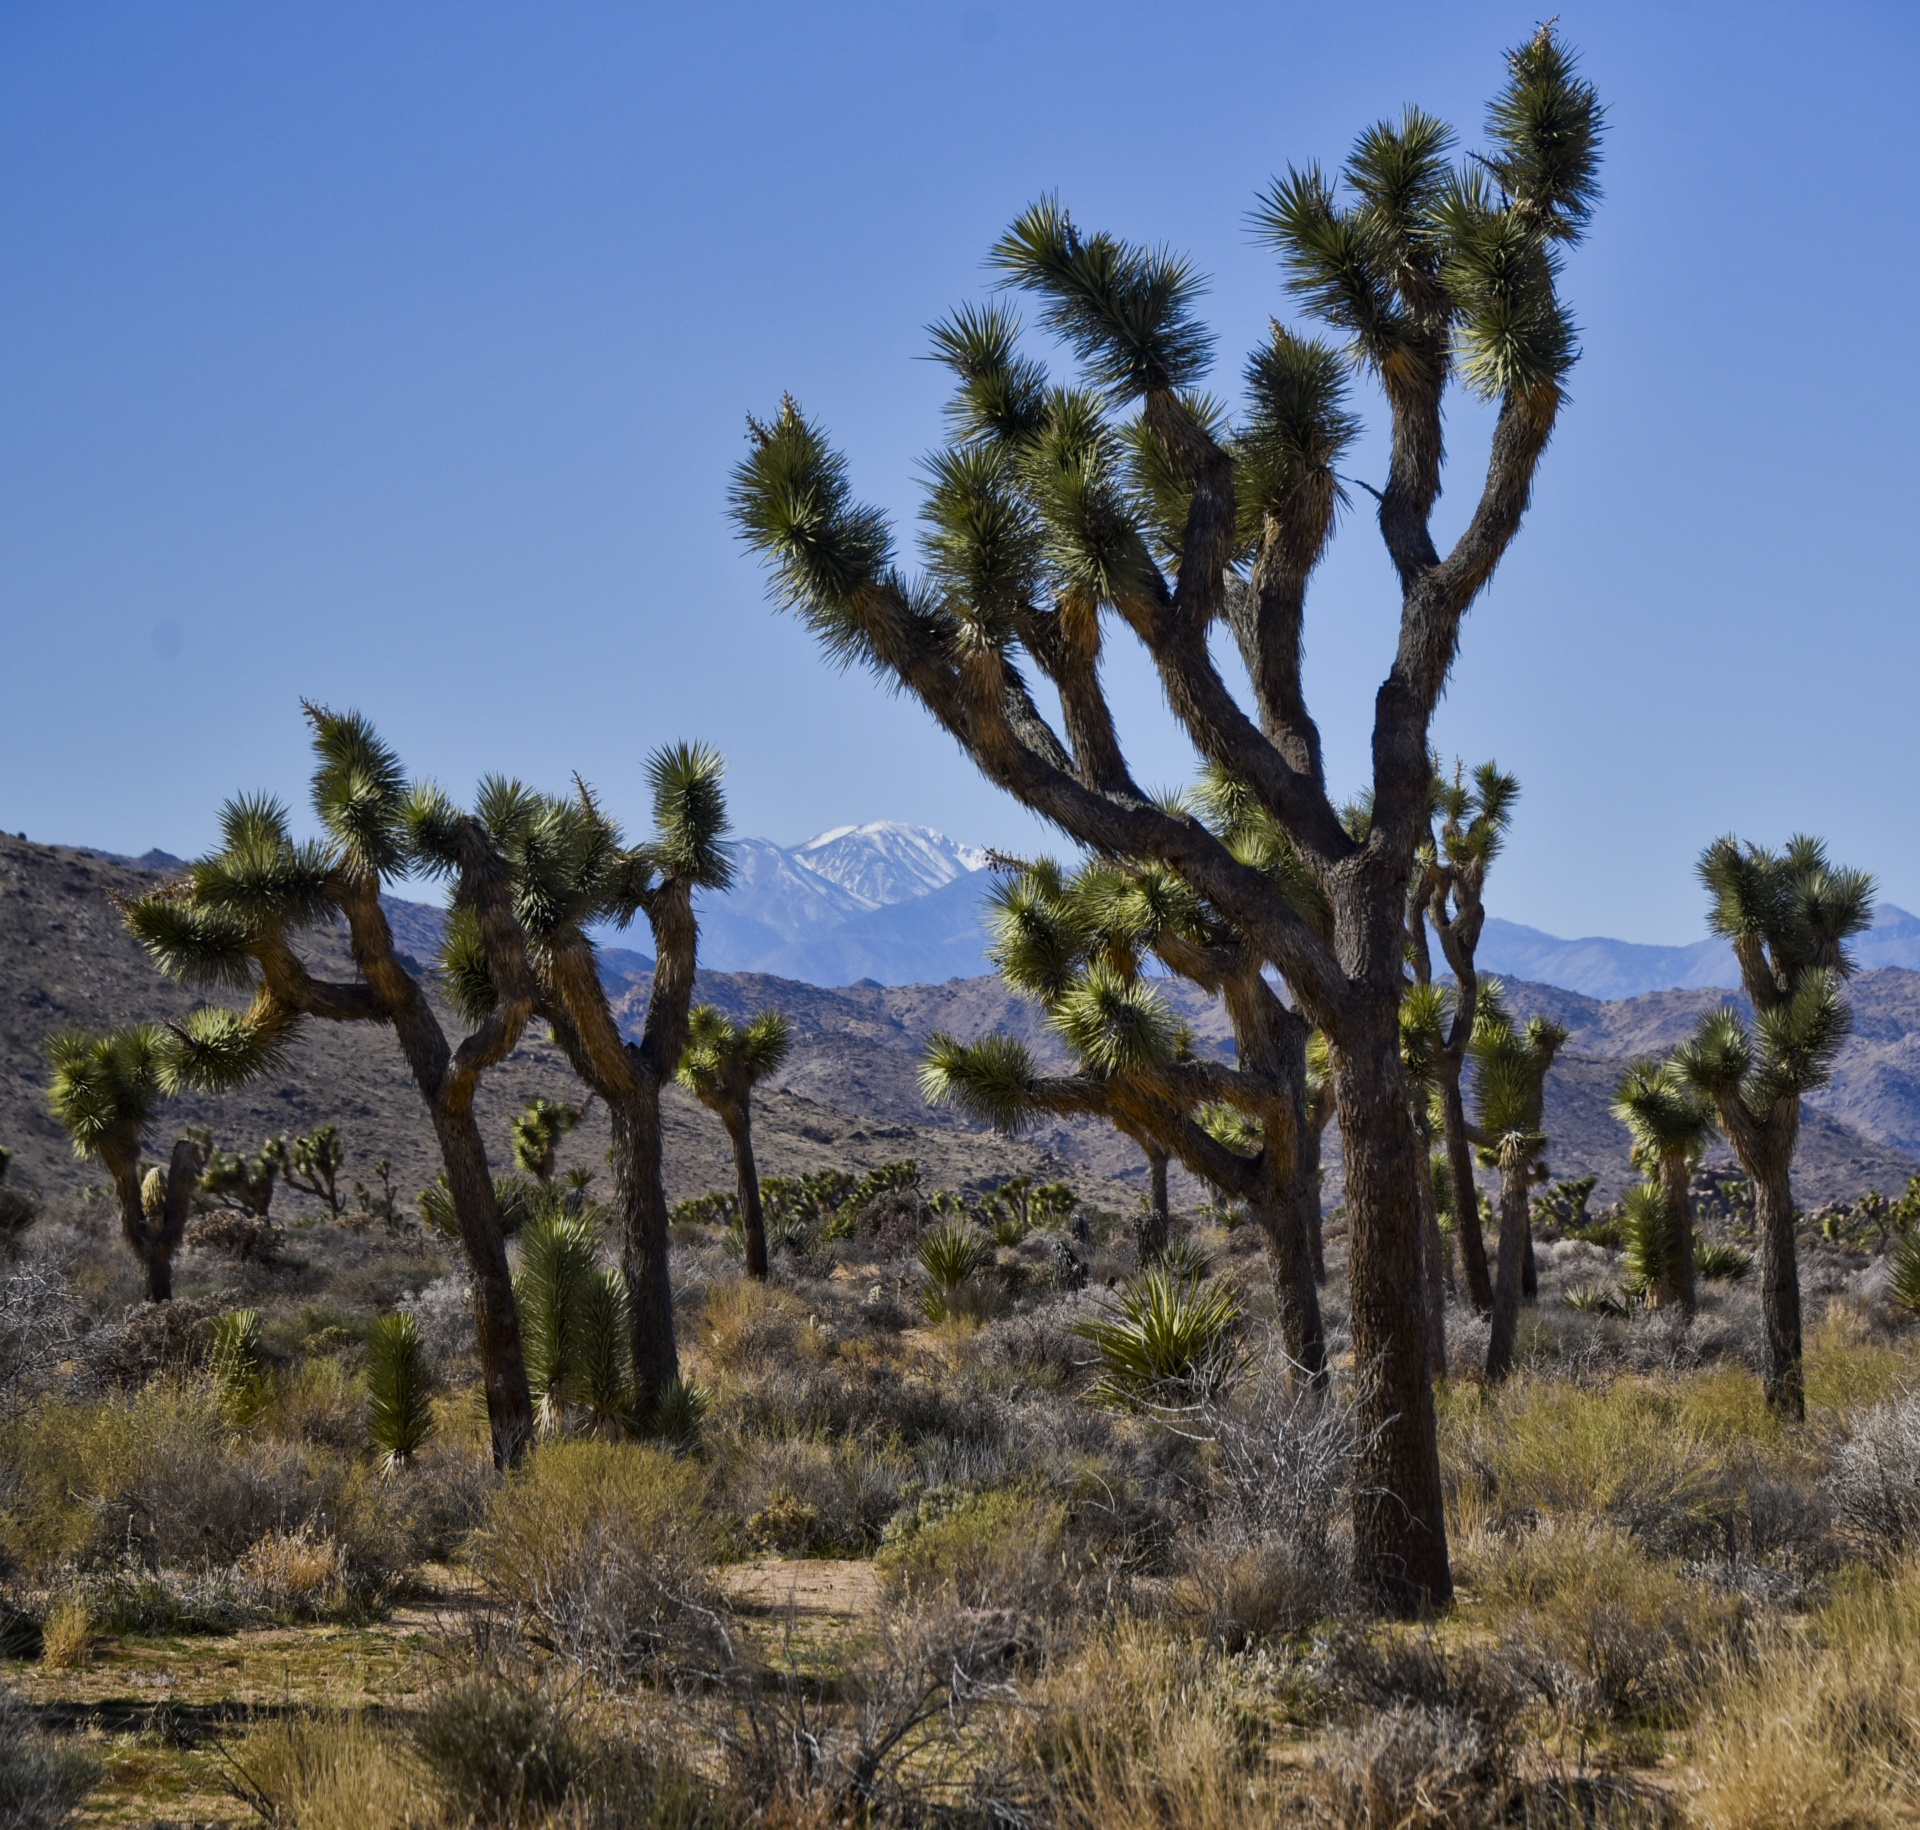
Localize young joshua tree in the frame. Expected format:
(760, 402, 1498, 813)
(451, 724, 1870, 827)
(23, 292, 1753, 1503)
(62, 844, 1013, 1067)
(923, 850, 1328, 1383)
(1408, 761, 1518, 1314)
(732, 30, 1601, 1610)
(677, 1005, 793, 1279)
(118, 707, 539, 1468)
(1612, 1060, 1715, 1315)
(1470, 1005, 1566, 1380)
(1675, 835, 1872, 1416)
(511, 1097, 587, 1185)
(428, 748, 732, 1415)
(47, 1025, 206, 1301)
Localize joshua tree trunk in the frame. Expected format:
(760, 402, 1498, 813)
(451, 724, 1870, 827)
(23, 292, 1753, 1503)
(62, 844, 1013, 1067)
(1414, 1138, 1448, 1377)
(107, 1134, 202, 1304)
(1329, 1005, 1450, 1609)
(1301, 1113, 1327, 1284)
(1660, 1148, 1698, 1317)
(1440, 1078, 1493, 1314)
(1485, 1151, 1533, 1382)
(720, 1097, 769, 1281)
(1521, 1210, 1538, 1300)
(1753, 1137, 1803, 1418)
(1137, 1146, 1171, 1265)
(331, 874, 537, 1470)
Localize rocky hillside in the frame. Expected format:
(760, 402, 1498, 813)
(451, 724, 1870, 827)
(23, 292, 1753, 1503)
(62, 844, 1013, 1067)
(3, 833, 1917, 1216)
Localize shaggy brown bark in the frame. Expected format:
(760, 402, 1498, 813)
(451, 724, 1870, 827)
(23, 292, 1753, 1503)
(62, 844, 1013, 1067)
(105, 1134, 204, 1303)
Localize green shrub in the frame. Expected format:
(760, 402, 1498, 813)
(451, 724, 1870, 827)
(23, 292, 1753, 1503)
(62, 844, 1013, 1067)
(1890, 1229, 1920, 1316)
(1619, 1184, 1672, 1299)
(1074, 1268, 1243, 1409)
(877, 1486, 1071, 1612)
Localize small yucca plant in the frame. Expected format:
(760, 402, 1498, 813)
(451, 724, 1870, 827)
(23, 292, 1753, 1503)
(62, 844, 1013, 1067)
(575, 1268, 633, 1429)
(367, 1312, 436, 1471)
(645, 1376, 709, 1447)
(210, 1308, 271, 1429)
(917, 1217, 991, 1322)
(1074, 1268, 1244, 1409)
(1695, 1239, 1754, 1283)
(515, 1209, 604, 1431)
(1619, 1182, 1672, 1300)
(1562, 1283, 1629, 1317)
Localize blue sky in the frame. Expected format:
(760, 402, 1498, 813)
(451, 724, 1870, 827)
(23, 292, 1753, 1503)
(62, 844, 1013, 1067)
(3, 1, 1916, 944)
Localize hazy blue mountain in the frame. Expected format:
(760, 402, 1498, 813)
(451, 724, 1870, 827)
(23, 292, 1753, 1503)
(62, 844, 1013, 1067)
(1480, 905, 1920, 999)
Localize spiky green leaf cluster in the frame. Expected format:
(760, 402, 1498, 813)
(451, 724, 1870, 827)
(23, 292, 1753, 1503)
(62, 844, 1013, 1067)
(678, 1005, 792, 1097)
(1074, 1267, 1245, 1409)
(46, 1025, 168, 1158)
(1469, 1011, 1566, 1157)
(366, 1312, 436, 1470)
(514, 1209, 609, 1430)
(919, 1031, 1041, 1136)
(308, 705, 411, 881)
(1611, 1060, 1714, 1174)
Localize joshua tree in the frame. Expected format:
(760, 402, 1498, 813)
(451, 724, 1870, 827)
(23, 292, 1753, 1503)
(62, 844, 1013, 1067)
(266, 1125, 346, 1218)
(1612, 1060, 1715, 1314)
(731, 30, 1602, 1610)
(1408, 762, 1517, 1314)
(118, 707, 539, 1468)
(46, 1025, 206, 1301)
(192, 1130, 279, 1219)
(677, 1005, 792, 1280)
(1469, 1004, 1566, 1381)
(429, 748, 732, 1416)
(1675, 836, 1872, 1417)
(511, 1097, 587, 1184)
(1395, 981, 1456, 1375)
(923, 851, 1327, 1383)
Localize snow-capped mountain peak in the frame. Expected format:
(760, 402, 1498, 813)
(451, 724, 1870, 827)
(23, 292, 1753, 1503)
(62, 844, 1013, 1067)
(792, 822, 988, 909)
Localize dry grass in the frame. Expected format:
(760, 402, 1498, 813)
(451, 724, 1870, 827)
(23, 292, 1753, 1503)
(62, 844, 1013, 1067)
(226, 1712, 429, 1830)
(1689, 1565, 1920, 1829)
(37, 1595, 92, 1671)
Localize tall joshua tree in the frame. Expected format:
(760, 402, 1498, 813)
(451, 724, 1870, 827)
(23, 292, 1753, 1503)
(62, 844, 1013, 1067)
(428, 749, 732, 1415)
(924, 848, 1328, 1383)
(1408, 762, 1518, 1314)
(732, 30, 1600, 1609)
(678, 1005, 792, 1280)
(1612, 1060, 1715, 1315)
(119, 708, 539, 1468)
(1470, 1002, 1566, 1381)
(1675, 836, 1872, 1416)
(47, 1025, 206, 1301)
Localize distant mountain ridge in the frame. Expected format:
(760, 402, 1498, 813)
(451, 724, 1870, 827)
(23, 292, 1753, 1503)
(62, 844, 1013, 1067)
(1479, 906, 1920, 1000)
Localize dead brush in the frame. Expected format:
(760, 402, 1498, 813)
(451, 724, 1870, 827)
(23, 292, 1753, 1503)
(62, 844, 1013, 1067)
(696, 1597, 1028, 1824)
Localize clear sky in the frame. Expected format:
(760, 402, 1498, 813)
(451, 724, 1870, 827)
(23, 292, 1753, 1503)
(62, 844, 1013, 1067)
(3, 1, 1916, 944)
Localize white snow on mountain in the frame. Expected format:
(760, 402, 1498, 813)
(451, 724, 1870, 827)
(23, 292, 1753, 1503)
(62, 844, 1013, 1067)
(692, 822, 994, 984)
(792, 823, 989, 908)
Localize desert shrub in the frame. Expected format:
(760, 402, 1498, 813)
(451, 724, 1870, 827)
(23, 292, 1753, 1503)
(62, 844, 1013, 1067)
(695, 1277, 811, 1379)
(1074, 1269, 1244, 1409)
(185, 1210, 280, 1264)
(227, 1713, 424, 1830)
(719, 1432, 909, 1556)
(0, 1266, 77, 1417)
(1170, 1363, 1357, 1645)
(413, 1671, 589, 1821)
(72, 1562, 248, 1635)
(875, 1486, 1073, 1616)
(1442, 1376, 1730, 1552)
(471, 1439, 726, 1678)
(1311, 1702, 1506, 1830)
(210, 1306, 272, 1428)
(80, 1295, 220, 1385)
(1805, 1309, 1920, 1416)
(1689, 1567, 1920, 1830)
(0, 1689, 97, 1830)
(1827, 1389, 1920, 1558)
(1021, 1622, 1273, 1827)
(1474, 1521, 1740, 1729)
(264, 1354, 367, 1453)
(236, 1525, 382, 1622)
